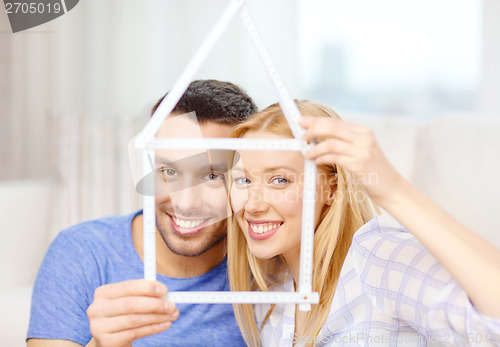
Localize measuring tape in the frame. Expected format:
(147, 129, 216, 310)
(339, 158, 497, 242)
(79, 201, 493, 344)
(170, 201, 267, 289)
(166, 291, 319, 304)
(138, 0, 318, 311)
(142, 149, 157, 281)
(298, 159, 316, 310)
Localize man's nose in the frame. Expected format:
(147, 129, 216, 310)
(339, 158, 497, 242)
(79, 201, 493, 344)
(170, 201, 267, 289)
(169, 182, 203, 212)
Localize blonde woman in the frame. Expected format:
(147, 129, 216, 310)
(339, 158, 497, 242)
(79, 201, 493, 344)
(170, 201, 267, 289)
(228, 100, 500, 346)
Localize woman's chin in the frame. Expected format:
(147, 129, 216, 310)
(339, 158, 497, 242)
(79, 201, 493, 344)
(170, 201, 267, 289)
(248, 247, 277, 260)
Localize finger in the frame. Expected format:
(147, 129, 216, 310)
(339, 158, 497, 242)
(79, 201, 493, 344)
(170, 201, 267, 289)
(94, 280, 167, 300)
(303, 117, 362, 143)
(95, 321, 173, 347)
(125, 321, 174, 341)
(305, 138, 357, 161)
(299, 117, 364, 143)
(103, 311, 179, 334)
(312, 153, 350, 168)
(90, 297, 177, 318)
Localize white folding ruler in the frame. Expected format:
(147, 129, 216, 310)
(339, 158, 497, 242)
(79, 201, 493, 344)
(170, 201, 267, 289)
(135, 0, 319, 310)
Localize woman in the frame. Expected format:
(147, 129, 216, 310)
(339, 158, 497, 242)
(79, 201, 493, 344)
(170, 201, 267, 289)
(228, 100, 500, 346)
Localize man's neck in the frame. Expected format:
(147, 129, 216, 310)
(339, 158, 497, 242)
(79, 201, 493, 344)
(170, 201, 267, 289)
(131, 214, 226, 278)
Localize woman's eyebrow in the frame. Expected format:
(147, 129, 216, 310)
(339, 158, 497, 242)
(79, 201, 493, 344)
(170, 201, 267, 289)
(264, 166, 298, 173)
(230, 164, 298, 174)
(232, 166, 298, 173)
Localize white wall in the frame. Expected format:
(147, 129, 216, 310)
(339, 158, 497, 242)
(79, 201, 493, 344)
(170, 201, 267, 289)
(480, 0, 500, 115)
(0, 10, 13, 179)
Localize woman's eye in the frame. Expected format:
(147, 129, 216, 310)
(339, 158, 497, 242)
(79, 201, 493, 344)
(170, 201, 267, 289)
(233, 177, 250, 186)
(271, 177, 289, 185)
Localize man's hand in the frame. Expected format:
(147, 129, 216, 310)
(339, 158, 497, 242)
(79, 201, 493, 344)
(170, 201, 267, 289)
(87, 279, 179, 347)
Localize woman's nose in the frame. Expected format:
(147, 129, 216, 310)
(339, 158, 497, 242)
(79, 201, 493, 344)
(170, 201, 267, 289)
(243, 185, 269, 215)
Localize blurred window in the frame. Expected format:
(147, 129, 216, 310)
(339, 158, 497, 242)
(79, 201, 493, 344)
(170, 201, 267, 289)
(298, 0, 481, 117)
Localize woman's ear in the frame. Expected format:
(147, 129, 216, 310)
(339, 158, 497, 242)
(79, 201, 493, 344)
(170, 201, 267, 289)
(325, 173, 338, 206)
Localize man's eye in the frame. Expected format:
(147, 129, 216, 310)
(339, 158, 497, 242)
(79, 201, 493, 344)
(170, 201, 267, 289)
(206, 173, 223, 181)
(162, 168, 177, 176)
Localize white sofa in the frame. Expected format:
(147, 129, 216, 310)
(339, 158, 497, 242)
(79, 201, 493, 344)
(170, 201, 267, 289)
(0, 179, 55, 346)
(1, 115, 499, 346)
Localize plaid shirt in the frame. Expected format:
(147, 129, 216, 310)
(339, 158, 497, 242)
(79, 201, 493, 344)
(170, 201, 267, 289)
(255, 216, 500, 346)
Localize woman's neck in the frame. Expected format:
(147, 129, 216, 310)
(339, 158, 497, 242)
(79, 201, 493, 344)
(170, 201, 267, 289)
(281, 247, 301, 286)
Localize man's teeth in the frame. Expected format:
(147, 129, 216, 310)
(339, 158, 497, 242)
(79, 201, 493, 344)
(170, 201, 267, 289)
(250, 223, 280, 234)
(172, 217, 205, 229)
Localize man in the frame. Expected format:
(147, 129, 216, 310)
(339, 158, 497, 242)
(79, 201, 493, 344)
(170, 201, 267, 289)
(27, 80, 257, 347)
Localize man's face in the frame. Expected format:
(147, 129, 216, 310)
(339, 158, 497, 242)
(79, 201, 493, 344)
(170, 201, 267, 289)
(154, 114, 234, 257)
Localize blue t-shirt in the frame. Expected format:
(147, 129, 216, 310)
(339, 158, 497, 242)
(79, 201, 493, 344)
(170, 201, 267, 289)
(28, 211, 245, 346)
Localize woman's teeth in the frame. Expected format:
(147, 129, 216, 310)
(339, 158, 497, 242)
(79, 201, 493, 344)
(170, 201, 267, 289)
(250, 223, 280, 234)
(172, 217, 205, 229)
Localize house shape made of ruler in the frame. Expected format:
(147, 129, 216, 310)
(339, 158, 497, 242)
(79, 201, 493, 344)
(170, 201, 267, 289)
(134, 0, 318, 310)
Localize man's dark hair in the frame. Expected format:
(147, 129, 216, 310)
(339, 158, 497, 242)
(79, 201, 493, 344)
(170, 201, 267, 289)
(151, 79, 257, 124)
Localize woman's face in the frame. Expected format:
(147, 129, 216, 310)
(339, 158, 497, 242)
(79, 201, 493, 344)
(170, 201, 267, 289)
(230, 130, 334, 262)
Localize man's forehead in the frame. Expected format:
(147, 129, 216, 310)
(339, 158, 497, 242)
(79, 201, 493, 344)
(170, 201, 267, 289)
(157, 112, 203, 138)
(156, 112, 235, 139)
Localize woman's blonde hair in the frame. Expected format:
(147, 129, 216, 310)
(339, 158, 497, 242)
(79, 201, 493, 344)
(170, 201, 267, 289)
(228, 100, 375, 347)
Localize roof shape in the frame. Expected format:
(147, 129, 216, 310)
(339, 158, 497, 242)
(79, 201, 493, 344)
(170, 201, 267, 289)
(134, 0, 307, 153)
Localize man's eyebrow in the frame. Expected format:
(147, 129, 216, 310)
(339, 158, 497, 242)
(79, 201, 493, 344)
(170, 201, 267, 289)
(155, 152, 233, 172)
(155, 157, 176, 167)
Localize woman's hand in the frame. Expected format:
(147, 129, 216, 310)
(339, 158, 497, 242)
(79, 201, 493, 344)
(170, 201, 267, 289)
(300, 115, 500, 318)
(299, 116, 403, 207)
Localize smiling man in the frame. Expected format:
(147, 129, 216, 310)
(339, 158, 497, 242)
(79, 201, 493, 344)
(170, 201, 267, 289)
(152, 113, 234, 261)
(27, 80, 257, 347)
